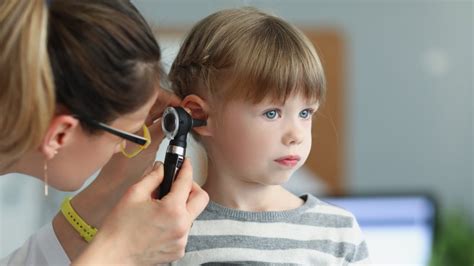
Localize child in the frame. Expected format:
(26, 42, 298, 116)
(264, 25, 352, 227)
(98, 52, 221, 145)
(169, 7, 370, 265)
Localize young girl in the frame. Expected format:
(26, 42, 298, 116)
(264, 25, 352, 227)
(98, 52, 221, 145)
(168, 7, 370, 265)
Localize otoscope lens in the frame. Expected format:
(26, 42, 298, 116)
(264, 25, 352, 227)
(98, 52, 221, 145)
(163, 113, 176, 132)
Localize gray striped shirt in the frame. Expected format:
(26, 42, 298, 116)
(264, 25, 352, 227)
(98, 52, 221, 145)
(172, 194, 370, 265)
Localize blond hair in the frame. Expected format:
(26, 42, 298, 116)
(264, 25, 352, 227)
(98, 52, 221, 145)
(0, 0, 54, 170)
(169, 7, 326, 107)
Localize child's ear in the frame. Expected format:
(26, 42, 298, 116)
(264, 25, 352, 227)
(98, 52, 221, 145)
(39, 115, 79, 159)
(182, 94, 213, 137)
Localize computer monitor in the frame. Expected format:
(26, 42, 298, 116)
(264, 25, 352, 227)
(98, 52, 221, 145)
(321, 194, 437, 265)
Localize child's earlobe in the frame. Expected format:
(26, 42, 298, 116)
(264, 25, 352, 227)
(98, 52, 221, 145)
(181, 95, 213, 137)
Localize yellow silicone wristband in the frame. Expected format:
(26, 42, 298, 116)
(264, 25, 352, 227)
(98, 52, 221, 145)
(60, 197, 98, 243)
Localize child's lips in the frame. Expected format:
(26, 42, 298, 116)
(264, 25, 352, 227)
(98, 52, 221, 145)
(274, 155, 301, 167)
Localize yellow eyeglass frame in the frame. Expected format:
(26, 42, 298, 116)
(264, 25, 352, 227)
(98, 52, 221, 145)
(120, 125, 151, 158)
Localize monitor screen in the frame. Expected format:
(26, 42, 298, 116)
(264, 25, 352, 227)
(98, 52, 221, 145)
(321, 195, 436, 265)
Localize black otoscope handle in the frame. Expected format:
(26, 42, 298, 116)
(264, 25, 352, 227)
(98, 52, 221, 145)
(155, 148, 185, 199)
(154, 106, 205, 199)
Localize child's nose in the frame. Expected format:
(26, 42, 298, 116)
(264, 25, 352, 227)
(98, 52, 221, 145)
(282, 126, 304, 146)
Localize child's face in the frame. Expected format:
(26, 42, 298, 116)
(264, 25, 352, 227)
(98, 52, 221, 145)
(208, 93, 318, 185)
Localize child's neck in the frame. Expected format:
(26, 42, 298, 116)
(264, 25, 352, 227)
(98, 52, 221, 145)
(203, 168, 304, 212)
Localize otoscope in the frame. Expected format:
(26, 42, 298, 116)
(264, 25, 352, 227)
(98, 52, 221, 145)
(154, 107, 206, 199)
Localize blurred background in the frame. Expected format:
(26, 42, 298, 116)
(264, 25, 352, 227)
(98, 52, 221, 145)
(1, 0, 472, 264)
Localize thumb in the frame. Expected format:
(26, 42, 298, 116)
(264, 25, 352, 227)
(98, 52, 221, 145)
(129, 161, 164, 201)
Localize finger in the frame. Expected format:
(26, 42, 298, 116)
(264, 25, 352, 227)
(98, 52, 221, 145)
(131, 161, 164, 200)
(186, 182, 209, 220)
(163, 158, 193, 205)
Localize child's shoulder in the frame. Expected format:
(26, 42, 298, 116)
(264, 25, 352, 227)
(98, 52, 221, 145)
(304, 194, 357, 216)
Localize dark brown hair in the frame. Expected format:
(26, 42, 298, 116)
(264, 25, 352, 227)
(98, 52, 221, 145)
(48, 0, 163, 133)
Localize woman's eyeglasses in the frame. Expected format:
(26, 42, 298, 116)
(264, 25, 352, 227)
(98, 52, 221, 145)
(75, 116, 151, 158)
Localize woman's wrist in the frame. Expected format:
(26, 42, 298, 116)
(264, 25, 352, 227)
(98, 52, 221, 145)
(70, 185, 109, 228)
(52, 177, 112, 260)
(52, 210, 88, 261)
(72, 230, 130, 265)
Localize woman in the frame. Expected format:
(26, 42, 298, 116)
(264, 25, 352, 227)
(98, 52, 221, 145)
(0, 0, 208, 264)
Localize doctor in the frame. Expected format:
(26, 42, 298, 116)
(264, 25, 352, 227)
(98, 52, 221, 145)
(0, 0, 208, 265)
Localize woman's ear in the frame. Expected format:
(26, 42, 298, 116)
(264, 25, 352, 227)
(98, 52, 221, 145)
(182, 95, 213, 137)
(39, 115, 79, 159)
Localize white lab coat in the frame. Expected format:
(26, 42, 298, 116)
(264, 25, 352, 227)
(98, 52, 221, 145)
(0, 223, 69, 266)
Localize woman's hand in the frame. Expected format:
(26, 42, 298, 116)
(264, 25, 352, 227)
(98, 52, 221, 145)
(75, 159, 208, 265)
(52, 88, 209, 263)
(57, 89, 182, 234)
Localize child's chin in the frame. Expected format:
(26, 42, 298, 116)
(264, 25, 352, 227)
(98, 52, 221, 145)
(267, 173, 293, 185)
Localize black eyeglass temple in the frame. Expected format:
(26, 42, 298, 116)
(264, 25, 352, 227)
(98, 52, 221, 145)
(96, 123, 148, 146)
(74, 116, 147, 146)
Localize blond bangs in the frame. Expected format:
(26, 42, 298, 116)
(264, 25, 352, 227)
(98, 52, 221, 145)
(216, 15, 325, 105)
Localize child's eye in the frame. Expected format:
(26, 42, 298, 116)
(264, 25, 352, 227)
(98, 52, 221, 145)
(263, 109, 281, 120)
(299, 108, 314, 119)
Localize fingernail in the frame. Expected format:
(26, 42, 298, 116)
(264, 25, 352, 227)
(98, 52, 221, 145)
(153, 161, 162, 169)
